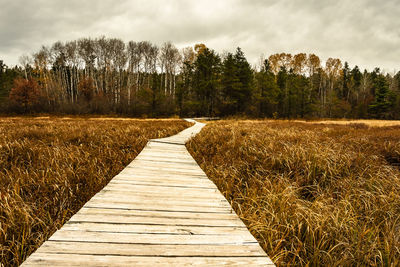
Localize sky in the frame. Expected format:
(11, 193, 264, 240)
(0, 0, 399, 72)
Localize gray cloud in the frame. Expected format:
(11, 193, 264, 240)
(0, 0, 398, 71)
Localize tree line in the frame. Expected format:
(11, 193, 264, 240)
(1, 37, 399, 118)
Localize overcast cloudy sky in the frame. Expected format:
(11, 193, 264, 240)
(0, 0, 399, 72)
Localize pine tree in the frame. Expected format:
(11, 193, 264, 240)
(255, 59, 279, 116)
(276, 66, 288, 117)
(193, 48, 221, 116)
(369, 73, 392, 118)
(221, 48, 253, 114)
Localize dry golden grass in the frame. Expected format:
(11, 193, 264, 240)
(187, 120, 400, 266)
(0, 117, 191, 266)
(296, 119, 400, 127)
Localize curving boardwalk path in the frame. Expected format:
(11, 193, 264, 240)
(22, 119, 274, 266)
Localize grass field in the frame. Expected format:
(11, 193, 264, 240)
(0, 117, 191, 266)
(187, 120, 400, 266)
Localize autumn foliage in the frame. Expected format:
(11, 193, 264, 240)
(1, 37, 399, 118)
(8, 78, 41, 112)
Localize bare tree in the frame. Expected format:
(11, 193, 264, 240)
(160, 42, 181, 96)
(33, 45, 51, 104)
(110, 38, 127, 104)
(18, 54, 32, 79)
(78, 38, 96, 79)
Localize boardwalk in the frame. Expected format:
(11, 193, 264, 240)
(22, 119, 274, 266)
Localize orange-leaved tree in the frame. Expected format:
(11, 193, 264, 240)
(9, 78, 41, 113)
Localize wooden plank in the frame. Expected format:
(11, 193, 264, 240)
(105, 180, 218, 190)
(124, 166, 205, 176)
(110, 175, 211, 184)
(136, 155, 192, 160)
(111, 173, 210, 180)
(105, 181, 213, 189)
(105, 181, 217, 191)
(76, 207, 237, 219)
(117, 171, 209, 180)
(98, 187, 221, 198)
(128, 160, 201, 168)
(135, 156, 197, 164)
(62, 222, 252, 236)
(94, 189, 226, 200)
(23, 253, 275, 267)
(49, 230, 258, 244)
(68, 214, 244, 227)
(105, 180, 214, 189)
(34, 242, 267, 257)
(90, 193, 229, 205)
(90, 194, 228, 205)
(83, 201, 232, 213)
(114, 172, 209, 180)
(84, 199, 231, 212)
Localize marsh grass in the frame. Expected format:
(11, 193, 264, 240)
(0, 117, 191, 266)
(187, 120, 400, 266)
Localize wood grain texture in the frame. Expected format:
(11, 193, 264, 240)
(22, 119, 274, 266)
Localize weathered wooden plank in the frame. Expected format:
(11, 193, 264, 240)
(34, 242, 267, 257)
(104, 181, 215, 190)
(62, 222, 252, 236)
(90, 194, 229, 206)
(110, 176, 212, 185)
(114, 172, 209, 180)
(124, 167, 205, 176)
(135, 157, 197, 164)
(76, 207, 237, 220)
(23, 253, 275, 267)
(49, 230, 258, 244)
(84, 201, 231, 212)
(83, 201, 232, 213)
(115, 173, 208, 181)
(102, 182, 218, 193)
(105, 180, 218, 190)
(90, 194, 228, 206)
(95, 189, 226, 200)
(110, 175, 211, 184)
(129, 157, 201, 165)
(135, 153, 192, 159)
(68, 214, 244, 227)
(95, 189, 222, 200)
(138, 148, 190, 154)
(128, 160, 201, 167)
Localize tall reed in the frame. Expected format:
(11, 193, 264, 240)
(0, 117, 191, 266)
(187, 120, 400, 266)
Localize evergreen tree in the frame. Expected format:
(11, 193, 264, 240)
(255, 59, 279, 116)
(369, 73, 392, 118)
(276, 66, 288, 117)
(221, 48, 253, 114)
(233, 48, 253, 113)
(221, 53, 240, 114)
(193, 48, 221, 116)
(342, 62, 350, 100)
(0, 61, 21, 108)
